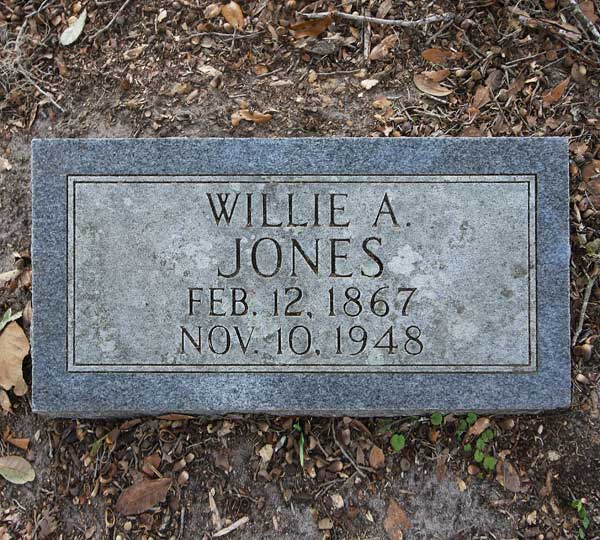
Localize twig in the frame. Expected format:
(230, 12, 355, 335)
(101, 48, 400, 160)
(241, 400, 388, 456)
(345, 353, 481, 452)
(213, 516, 249, 538)
(568, 0, 600, 45)
(89, 0, 134, 40)
(572, 273, 597, 346)
(331, 420, 367, 479)
(297, 10, 454, 28)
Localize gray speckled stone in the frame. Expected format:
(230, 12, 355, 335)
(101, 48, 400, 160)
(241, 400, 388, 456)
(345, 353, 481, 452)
(31, 138, 571, 417)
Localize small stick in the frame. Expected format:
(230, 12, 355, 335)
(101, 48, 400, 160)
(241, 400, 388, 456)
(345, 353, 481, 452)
(572, 273, 597, 346)
(89, 0, 134, 40)
(568, 0, 600, 45)
(298, 10, 454, 28)
(331, 420, 367, 478)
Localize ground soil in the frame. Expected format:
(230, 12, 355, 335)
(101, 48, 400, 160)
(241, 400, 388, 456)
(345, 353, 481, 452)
(1, 1, 600, 539)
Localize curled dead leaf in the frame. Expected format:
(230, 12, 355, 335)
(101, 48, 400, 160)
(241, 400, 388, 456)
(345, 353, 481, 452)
(368, 445, 385, 469)
(231, 109, 272, 126)
(290, 16, 333, 38)
(369, 35, 397, 61)
(542, 77, 570, 106)
(116, 477, 171, 515)
(0, 322, 29, 396)
(221, 1, 245, 30)
(465, 417, 490, 439)
(414, 70, 452, 97)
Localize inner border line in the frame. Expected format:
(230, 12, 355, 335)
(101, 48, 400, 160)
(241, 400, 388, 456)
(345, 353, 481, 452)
(67, 174, 537, 374)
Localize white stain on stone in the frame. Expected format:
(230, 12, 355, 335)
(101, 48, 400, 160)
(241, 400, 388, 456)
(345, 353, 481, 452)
(389, 244, 423, 275)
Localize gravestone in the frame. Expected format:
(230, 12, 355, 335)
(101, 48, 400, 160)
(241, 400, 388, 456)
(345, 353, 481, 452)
(31, 138, 570, 416)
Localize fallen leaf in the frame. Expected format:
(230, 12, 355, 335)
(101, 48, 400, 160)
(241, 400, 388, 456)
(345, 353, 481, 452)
(384, 499, 411, 540)
(115, 478, 171, 515)
(290, 16, 333, 38)
(542, 77, 570, 105)
(465, 417, 490, 438)
(214, 449, 231, 473)
(141, 453, 161, 476)
(204, 3, 221, 19)
(376, 0, 393, 19)
(471, 85, 491, 111)
(0, 322, 29, 396)
(221, 1, 245, 30)
(231, 109, 272, 126)
(318, 517, 334, 530)
(421, 48, 462, 64)
(123, 46, 146, 61)
(583, 159, 600, 182)
(539, 469, 553, 497)
(372, 96, 392, 110)
(369, 35, 396, 61)
(496, 460, 522, 492)
(259, 443, 274, 462)
(60, 9, 86, 46)
(368, 445, 385, 469)
(580, 1, 598, 23)
(0, 455, 35, 484)
(3, 427, 29, 451)
(414, 71, 452, 97)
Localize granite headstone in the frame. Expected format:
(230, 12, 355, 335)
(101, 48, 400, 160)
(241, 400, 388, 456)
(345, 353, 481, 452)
(31, 138, 570, 416)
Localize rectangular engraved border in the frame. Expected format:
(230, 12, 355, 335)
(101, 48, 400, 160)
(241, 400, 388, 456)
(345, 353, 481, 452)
(66, 174, 537, 374)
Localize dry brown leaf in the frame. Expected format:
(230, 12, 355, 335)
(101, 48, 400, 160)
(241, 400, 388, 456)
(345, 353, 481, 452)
(221, 1, 244, 30)
(290, 16, 333, 38)
(116, 477, 171, 515)
(368, 445, 385, 469)
(496, 460, 522, 492)
(384, 499, 411, 540)
(376, 0, 393, 18)
(231, 109, 272, 126)
(542, 77, 570, 105)
(580, 1, 598, 23)
(421, 48, 462, 64)
(3, 427, 29, 451)
(369, 35, 397, 61)
(465, 417, 490, 438)
(214, 449, 231, 473)
(583, 159, 600, 182)
(0, 322, 29, 396)
(539, 469, 553, 497)
(470, 85, 491, 112)
(123, 46, 146, 61)
(204, 3, 221, 19)
(414, 71, 452, 97)
(141, 453, 161, 477)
